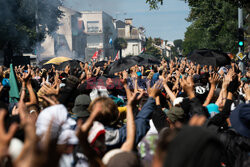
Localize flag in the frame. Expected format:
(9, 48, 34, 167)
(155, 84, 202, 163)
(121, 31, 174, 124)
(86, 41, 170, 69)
(92, 51, 98, 60)
(92, 49, 103, 60)
(9, 64, 19, 103)
(114, 51, 119, 61)
(109, 38, 113, 45)
(140, 48, 146, 54)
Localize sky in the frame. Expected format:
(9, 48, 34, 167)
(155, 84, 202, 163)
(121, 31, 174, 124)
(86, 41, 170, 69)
(63, 0, 191, 41)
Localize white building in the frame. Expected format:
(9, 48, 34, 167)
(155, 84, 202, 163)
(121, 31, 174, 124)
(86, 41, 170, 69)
(115, 19, 146, 57)
(80, 11, 117, 61)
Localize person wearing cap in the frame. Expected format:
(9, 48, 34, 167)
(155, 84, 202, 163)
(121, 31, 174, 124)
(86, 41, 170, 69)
(71, 94, 91, 121)
(166, 107, 187, 129)
(206, 103, 220, 118)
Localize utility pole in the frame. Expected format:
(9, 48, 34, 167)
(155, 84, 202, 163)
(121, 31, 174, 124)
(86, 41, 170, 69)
(237, 6, 246, 73)
(238, 7, 244, 52)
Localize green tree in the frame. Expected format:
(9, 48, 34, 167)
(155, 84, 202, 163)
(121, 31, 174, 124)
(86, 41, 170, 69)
(146, 0, 250, 9)
(171, 39, 183, 57)
(114, 38, 128, 58)
(0, 0, 63, 66)
(154, 38, 162, 46)
(183, 0, 239, 55)
(144, 37, 162, 59)
(173, 39, 183, 49)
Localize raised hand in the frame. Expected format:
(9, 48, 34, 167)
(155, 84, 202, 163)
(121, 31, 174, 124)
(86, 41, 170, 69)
(127, 91, 144, 107)
(14, 119, 61, 167)
(180, 76, 195, 99)
(0, 111, 18, 159)
(209, 73, 220, 86)
(40, 83, 59, 96)
(243, 84, 250, 101)
(148, 80, 163, 98)
(122, 70, 128, 79)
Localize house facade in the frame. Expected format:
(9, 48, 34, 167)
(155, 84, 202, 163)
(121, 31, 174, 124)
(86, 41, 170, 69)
(80, 11, 117, 61)
(115, 19, 146, 57)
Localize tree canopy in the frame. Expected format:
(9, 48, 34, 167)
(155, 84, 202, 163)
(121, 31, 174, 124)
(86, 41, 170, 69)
(182, 0, 239, 55)
(114, 38, 128, 51)
(0, 0, 63, 53)
(146, 0, 250, 9)
(144, 37, 162, 58)
(172, 39, 183, 57)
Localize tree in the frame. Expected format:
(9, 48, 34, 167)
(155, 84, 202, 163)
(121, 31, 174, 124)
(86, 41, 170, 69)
(183, 0, 239, 55)
(144, 37, 162, 59)
(154, 38, 163, 46)
(171, 39, 183, 57)
(0, 0, 63, 66)
(173, 39, 183, 49)
(114, 38, 128, 58)
(146, 0, 250, 9)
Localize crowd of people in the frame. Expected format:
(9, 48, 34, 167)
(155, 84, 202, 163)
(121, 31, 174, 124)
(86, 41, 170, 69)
(0, 57, 249, 167)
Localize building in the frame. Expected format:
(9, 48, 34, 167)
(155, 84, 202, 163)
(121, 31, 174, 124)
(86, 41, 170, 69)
(38, 7, 87, 62)
(80, 11, 117, 61)
(115, 19, 146, 57)
(39, 8, 117, 62)
(115, 19, 146, 56)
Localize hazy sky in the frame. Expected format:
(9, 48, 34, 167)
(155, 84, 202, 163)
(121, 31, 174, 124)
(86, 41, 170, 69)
(63, 0, 191, 41)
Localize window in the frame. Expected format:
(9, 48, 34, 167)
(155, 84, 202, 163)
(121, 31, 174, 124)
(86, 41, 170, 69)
(87, 21, 100, 33)
(87, 35, 103, 47)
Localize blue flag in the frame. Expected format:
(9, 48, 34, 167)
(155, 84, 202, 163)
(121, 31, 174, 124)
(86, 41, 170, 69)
(109, 38, 113, 45)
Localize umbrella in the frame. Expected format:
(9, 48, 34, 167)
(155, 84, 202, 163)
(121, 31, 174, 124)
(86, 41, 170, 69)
(95, 61, 108, 67)
(138, 54, 161, 66)
(139, 54, 159, 60)
(44, 57, 72, 65)
(106, 56, 144, 75)
(57, 60, 81, 71)
(41, 63, 58, 70)
(187, 49, 231, 67)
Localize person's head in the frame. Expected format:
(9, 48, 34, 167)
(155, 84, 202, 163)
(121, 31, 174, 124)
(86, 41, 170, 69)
(163, 126, 224, 167)
(230, 103, 250, 138)
(103, 149, 143, 167)
(166, 107, 186, 129)
(153, 128, 177, 167)
(88, 97, 119, 126)
(72, 94, 91, 121)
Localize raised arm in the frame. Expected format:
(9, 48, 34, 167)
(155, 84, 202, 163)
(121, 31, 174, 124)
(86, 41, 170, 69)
(203, 73, 220, 106)
(121, 93, 141, 151)
(163, 78, 176, 103)
(77, 102, 105, 167)
(25, 78, 38, 106)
